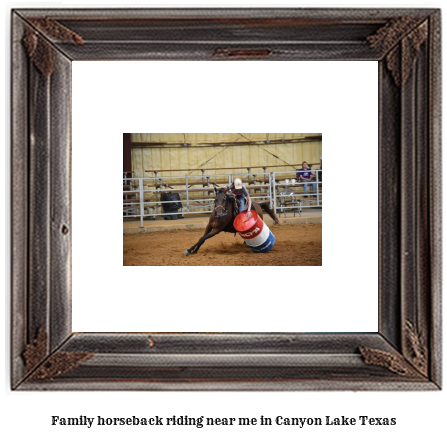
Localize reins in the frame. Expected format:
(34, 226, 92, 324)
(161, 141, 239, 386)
(214, 192, 229, 215)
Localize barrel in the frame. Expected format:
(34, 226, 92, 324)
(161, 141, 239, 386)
(233, 210, 275, 253)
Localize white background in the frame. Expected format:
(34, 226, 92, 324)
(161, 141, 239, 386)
(72, 60, 378, 332)
(2, 1, 446, 438)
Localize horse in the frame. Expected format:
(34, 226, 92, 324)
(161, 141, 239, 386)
(184, 187, 279, 256)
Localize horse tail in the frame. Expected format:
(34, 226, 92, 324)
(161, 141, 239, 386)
(256, 201, 280, 224)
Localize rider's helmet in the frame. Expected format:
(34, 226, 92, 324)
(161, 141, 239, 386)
(234, 178, 243, 189)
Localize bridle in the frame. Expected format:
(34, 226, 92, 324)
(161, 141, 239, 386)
(214, 191, 229, 215)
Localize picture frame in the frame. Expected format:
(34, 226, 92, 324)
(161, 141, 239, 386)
(11, 8, 441, 390)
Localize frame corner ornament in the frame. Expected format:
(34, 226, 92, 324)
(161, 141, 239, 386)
(359, 346, 424, 380)
(404, 320, 428, 377)
(23, 328, 93, 382)
(367, 17, 429, 86)
(22, 17, 84, 76)
(27, 352, 94, 381)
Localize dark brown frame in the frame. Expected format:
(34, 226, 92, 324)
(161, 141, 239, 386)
(11, 8, 441, 390)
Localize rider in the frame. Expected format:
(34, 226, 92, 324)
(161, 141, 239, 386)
(224, 178, 252, 216)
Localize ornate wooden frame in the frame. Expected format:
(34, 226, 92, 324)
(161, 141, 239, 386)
(11, 8, 441, 390)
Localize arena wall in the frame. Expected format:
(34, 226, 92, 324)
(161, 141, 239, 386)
(129, 133, 322, 178)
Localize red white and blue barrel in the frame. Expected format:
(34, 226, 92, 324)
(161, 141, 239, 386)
(233, 210, 275, 253)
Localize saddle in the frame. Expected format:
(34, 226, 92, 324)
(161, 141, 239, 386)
(220, 196, 239, 235)
(229, 196, 256, 220)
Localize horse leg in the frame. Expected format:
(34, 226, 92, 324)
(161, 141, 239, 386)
(184, 223, 212, 255)
(190, 228, 221, 254)
(258, 201, 280, 224)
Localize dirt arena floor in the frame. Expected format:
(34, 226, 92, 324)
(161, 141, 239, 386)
(123, 223, 322, 266)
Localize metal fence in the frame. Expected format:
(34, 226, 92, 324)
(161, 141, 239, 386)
(272, 170, 322, 217)
(123, 169, 321, 225)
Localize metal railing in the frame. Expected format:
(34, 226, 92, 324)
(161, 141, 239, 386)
(123, 172, 274, 227)
(144, 163, 321, 180)
(124, 168, 322, 225)
(272, 170, 322, 217)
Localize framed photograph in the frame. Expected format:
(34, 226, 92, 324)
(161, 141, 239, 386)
(11, 8, 441, 390)
(122, 132, 323, 267)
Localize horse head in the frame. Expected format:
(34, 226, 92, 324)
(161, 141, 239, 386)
(214, 187, 229, 218)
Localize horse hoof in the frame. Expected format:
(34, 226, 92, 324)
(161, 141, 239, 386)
(184, 250, 190, 256)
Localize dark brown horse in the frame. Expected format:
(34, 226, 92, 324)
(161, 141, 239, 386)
(184, 188, 279, 256)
